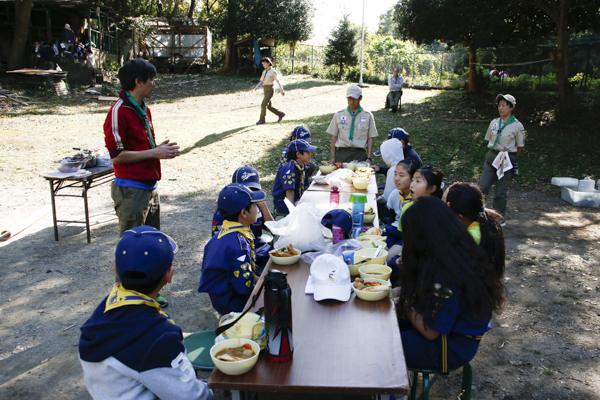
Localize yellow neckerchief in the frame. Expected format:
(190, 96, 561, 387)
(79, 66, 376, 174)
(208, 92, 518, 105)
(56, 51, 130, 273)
(294, 160, 307, 198)
(217, 220, 256, 270)
(399, 190, 412, 204)
(105, 283, 174, 324)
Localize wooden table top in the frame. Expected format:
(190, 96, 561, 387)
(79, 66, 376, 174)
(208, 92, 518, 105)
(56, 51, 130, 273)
(207, 259, 410, 395)
(307, 173, 378, 194)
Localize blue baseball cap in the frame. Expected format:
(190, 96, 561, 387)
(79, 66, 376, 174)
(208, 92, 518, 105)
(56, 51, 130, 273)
(115, 226, 178, 285)
(321, 209, 353, 237)
(218, 183, 266, 217)
(288, 139, 317, 152)
(375, 128, 409, 156)
(232, 166, 261, 189)
(292, 126, 311, 141)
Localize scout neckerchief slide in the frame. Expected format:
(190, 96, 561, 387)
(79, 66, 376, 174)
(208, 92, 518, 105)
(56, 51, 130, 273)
(125, 91, 156, 149)
(492, 115, 516, 149)
(105, 283, 174, 324)
(346, 105, 364, 142)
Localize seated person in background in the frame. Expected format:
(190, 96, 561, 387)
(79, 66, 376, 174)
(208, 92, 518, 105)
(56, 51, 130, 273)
(61, 23, 76, 54)
(38, 41, 55, 70)
(272, 139, 317, 214)
(79, 226, 213, 400)
(376, 138, 404, 223)
(212, 166, 274, 269)
(396, 196, 505, 373)
(198, 183, 264, 314)
(374, 128, 423, 175)
(321, 209, 353, 243)
(443, 182, 505, 278)
(279, 126, 316, 176)
(387, 68, 403, 113)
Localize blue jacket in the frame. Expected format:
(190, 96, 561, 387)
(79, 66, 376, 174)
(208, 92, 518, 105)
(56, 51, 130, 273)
(272, 160, 309, 213)
(79, 285, 212, 400)
(198, 221, 256, 314)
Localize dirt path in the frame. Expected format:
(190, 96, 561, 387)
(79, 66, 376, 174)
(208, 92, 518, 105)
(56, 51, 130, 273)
(0, 77, 598, 399)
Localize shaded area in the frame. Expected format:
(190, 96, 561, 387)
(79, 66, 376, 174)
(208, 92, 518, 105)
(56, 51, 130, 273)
(180, 125, 254, 155)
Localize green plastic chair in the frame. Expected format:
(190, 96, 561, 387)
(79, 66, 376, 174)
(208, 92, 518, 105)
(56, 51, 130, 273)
(184, 329, 217, 371)
(408, 362, 472, 400)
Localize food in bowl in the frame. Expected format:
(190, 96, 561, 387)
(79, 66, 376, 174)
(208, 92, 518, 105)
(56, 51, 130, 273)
(319, 165, 337, 174)
(356, 235, 385, 242)
(215, 343, 256, 362)
(352, 177, 369, 190)
(358, 265, 392, 281)
(353, 277, 391, 301)
(355, 248, 388, 265)
(270, 244, 299, 257)
(359, 239, 387, 249)
(210, 338, 260, 375)
(365, 227, 383, 236)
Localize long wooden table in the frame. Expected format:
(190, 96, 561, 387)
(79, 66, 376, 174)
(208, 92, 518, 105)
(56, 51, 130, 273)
(298, 190, 380, 229)
(307, 172, 378, 194)
(207, 258, 410, 398)
(207, 178, 408, 398)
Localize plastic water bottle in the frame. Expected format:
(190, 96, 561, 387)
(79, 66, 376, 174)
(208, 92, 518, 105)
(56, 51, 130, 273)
(330, 185, 340, 208)
(349, 193, 367, 238)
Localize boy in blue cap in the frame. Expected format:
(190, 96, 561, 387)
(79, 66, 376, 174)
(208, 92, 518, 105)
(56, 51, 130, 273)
(272, 139, 317, 214)
(79, 226, 212, 400)
(374, 128, 423, 176)
(212, 166, 274, 268)
(279, 126, 314, 170)
(199, 183, 266, 314)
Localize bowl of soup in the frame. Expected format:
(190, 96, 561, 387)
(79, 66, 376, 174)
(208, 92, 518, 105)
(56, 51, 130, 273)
(210, 338, 260, 375)
(355, 248, 388, 265)
(358, 264, 392, 281)
(353, 277, 391, 301)
(269, 246, 302, 265)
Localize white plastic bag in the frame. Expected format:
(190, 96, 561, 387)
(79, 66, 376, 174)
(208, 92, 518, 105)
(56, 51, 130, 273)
(265, 199, 330, 252)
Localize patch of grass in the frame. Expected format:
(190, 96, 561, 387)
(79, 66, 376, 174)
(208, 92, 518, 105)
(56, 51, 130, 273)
(561, 291, 579, 300)
(533, 350, 542, 355)
(552, 300, 567, 305)
(569, 355, 581, 361)
(525, 260, 537, 265)
(552, 275, 561, 280)
(544, 362, 555, 375)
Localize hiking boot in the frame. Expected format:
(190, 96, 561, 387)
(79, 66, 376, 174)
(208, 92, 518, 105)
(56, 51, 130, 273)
(256, 120, 266, 125)
(278, 112, 285, 122)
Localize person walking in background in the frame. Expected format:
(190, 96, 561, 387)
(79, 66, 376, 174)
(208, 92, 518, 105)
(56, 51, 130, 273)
(253, 57, 285, 125)
(387, 68, 404, 113)
(479, 94, 525, 225)
(327, 85, 378, 164)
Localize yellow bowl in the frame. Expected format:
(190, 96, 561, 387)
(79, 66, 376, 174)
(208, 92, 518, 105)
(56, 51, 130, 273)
(356, 167, 373, 176)
(352, 178, 369, 190)
(363, 213, 376, 224)
(359, 239, 387, 250)
(269, 248, 302, 265)
(353, 277, 391, 301)
(210, 338, 260, 375)
(358, 264, 392, 281)
(355, 248, 388, 264)
(319, 165, 337, 174)
(338, 254, 366, 276)
(356, 235, 385, 243)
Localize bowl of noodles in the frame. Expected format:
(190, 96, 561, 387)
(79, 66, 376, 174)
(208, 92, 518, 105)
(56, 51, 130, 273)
(210, 338, 260, 375)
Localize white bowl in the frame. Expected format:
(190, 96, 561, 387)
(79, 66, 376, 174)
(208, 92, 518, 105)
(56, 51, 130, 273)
(210, 338, 260, 375)
(312, 176, 328, 185)
(353, 277, 391, 301)
(269, 248, 302, 265)
(359, 239, 387, 250)
(319, 165, 336, 174)
(358, 264, 392, 281)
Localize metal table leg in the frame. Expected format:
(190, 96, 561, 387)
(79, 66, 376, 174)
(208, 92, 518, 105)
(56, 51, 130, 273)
(83, 181, 91, 243)
(49, 179, 59, 241)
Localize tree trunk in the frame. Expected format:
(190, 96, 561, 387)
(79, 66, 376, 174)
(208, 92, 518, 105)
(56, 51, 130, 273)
(7, 0, 34, 71)
(187, 0, 196, 19)
(553, 0, 572, 113)
(468, 45, 478, 93)
(225, 35, 235, 70)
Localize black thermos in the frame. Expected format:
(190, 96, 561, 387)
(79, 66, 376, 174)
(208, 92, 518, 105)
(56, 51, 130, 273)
(263, 269, 293, 362)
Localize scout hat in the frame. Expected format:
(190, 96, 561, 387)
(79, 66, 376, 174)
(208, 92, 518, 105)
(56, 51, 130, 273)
(288, 139, 317, 152)
(218, 183, 266, 217)
(346, 85, 362, 99)
(291, 126, 311, 141)
(64, 24, 71, 29)
(232, 166, 261, 190)
(496, 94, 516, 107)
(115, 226, 178, 285)
(375, 128, 409, 156)
(311, 254, 352, 302)
(321, 209, 353, 238)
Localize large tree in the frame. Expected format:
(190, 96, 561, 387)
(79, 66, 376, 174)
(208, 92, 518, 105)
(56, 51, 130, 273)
(218, 0, 313, 70)
(394, 0, 510, 93)
(7, 0, 34, 70)
(324, 14, 359, 81)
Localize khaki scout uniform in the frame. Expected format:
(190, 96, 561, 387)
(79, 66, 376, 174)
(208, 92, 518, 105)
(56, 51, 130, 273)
(479, 117, 526, 216)
(326, 108, 378, 162)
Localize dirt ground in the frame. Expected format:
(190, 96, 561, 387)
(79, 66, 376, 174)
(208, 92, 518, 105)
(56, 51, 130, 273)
(0, 76, 599, 399)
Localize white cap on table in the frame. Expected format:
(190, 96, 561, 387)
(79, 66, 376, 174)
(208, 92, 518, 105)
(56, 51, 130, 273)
(310, 254, 352, 302)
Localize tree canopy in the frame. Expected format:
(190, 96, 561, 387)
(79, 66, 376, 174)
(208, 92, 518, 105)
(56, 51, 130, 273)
(324, 14, 360, 80)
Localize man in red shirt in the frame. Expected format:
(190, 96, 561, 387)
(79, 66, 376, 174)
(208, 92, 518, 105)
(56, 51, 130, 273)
(104, 59, 180, 306)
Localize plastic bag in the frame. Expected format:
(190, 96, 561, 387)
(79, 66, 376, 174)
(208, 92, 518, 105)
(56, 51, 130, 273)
(265, 199, 330, 252)
(298, 239, 362, 264)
